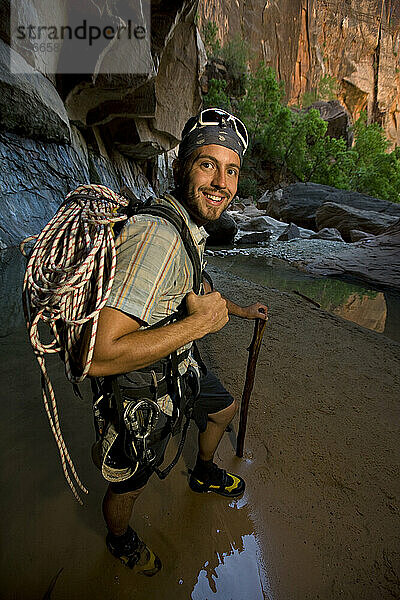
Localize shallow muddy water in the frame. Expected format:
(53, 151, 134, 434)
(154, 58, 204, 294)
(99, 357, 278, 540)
(1, 246, 399, 600)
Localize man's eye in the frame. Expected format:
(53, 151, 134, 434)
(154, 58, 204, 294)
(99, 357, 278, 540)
(227, 168, 238, 177)
(201, 161, 214, 169)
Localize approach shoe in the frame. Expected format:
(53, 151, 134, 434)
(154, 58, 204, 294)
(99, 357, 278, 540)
(189, 462, 245, 497)
(106, 526, 161, 576)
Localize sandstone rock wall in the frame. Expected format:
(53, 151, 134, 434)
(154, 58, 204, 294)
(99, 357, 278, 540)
(198, 0, 400, 146)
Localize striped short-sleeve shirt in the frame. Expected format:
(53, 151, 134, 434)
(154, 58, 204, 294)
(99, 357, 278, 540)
(106, 193, 208, 415)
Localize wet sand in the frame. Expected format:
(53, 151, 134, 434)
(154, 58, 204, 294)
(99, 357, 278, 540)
(1, 266, 399, 599)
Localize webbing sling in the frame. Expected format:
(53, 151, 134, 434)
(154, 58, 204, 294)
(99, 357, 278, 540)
(136, 202, 202, 294)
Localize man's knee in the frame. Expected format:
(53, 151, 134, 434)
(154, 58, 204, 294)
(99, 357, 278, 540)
(107, 483, 146, 499)
(208, 399, 238, 425)
(108, 468, 152, 494)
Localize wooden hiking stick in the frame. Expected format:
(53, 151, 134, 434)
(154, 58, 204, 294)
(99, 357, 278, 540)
(236, 316, 267, 457)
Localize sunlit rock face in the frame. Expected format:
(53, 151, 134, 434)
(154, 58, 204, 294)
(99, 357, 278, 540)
(198, 0, 400, 146)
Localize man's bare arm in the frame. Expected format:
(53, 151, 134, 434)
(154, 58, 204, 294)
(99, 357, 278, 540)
(225, 298, 268, 320)
(202, 277, 268, 321)
(82, 290, 228, 377)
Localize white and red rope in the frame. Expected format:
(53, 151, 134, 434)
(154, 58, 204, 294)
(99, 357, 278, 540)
(21, 184, 129, 503)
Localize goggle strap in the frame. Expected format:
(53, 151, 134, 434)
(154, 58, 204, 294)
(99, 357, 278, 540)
(186, 108, 248, 150)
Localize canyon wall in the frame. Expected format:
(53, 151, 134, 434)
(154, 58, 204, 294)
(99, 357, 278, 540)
(198, 0, 400, 147)
(0, 0, 205, 248)
(1, 0, 400, 249)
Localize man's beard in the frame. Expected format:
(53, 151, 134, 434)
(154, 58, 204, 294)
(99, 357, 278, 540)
(178, 179, 230, 224)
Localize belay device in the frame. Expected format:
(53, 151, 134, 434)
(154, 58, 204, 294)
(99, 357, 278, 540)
(21, 184, 204, 503)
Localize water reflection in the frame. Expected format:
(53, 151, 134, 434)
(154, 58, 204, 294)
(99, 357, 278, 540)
(0, 247, 26, 336)
(191, 533, 272, 600)
(332, 291, 386, 332)
(207, 252, 400, 343)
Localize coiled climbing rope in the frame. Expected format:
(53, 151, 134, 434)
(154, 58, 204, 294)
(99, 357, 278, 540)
(20, 184, 129, 503)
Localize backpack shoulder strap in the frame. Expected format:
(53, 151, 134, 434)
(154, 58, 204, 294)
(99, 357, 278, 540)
(136, 202, 202, 295)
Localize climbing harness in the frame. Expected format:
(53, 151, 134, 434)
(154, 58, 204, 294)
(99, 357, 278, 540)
(21, 183, 204, 502)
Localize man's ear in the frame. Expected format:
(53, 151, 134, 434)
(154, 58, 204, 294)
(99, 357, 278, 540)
(172, 158, 181, 188)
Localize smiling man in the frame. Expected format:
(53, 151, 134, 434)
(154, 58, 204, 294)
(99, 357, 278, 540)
(87, 108, 268, 575)
(175, 144, 239, 222)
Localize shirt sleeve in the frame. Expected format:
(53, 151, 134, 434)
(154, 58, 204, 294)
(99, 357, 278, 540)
(106, 216, 182, 324)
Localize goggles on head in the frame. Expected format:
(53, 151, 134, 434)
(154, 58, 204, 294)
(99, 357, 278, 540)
(185, 108, 248, 154)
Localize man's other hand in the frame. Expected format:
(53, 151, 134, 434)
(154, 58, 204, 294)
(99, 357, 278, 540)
(241, 302, 268, 320)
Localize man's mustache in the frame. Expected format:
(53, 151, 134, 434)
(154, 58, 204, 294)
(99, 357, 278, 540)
(200, 188, 230, 200)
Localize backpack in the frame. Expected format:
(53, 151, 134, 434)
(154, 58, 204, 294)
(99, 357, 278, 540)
(21, 183, 207, 502)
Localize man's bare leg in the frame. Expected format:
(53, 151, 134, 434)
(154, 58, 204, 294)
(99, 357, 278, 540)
(102, 485, 145, 536)
(190, 400, 245, 497)
(103, 484, 161, 574)
(198, 400, 238, 461)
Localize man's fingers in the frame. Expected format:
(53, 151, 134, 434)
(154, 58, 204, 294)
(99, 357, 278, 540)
(258, 307, 268, 320)
(186, 290, 228, 335)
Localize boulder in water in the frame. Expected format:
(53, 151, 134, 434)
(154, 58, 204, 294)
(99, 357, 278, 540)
(204, 212, 238, 246)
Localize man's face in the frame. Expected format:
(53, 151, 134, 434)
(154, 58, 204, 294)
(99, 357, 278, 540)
(177, 144, 240, 225)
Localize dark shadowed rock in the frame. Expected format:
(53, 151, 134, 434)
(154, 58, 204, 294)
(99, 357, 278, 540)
(239, 216, 275, 232)
(230, 197, 254, 211)
(256, 199, 270, 211)
(316, 202, 398, 240)
(231, 202, 246, 211)
(277, 222, 315, 241)
(267, 183, 400, 230)
(256, 190, 271, 211)
(302, 100, 353, 146)
(229, 212, 290, 239)
(204, 212, 238, 246)
(305, 219, 400, 290)
(203, 58, 228, 84)
(321, 190, 400, 218)
(242, 204, 265, 218)
(349, 229, 375, 242)
(267, 183, 335, 228)
(310, 228, 344, 241)
(277, 223, 302, 241)
(0, 40, 70, 143)
(238, 197, 254, 206)
(236, 231, 271, 245)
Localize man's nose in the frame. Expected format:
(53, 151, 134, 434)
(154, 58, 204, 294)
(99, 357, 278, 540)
(211, 168, 227, 189)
